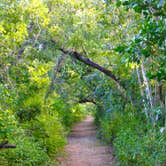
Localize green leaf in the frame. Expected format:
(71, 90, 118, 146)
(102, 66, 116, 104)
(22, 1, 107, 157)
(116, 1, 122, 7)
(158, 0, 165, 8)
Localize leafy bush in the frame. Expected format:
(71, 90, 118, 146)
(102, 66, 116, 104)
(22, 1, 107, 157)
(16, 95, 43, 122)
(0, 109, 49, 165)
(0, 136, 49, 166)
(98, 111, 143, 142)
(114, 127, 166, 166)
(0, 97, 67, 164)
(52, 99, 87, 130)
(0, 109, 17, 142)
(97, 110, 166, 165)
(31, 111, 67, 155)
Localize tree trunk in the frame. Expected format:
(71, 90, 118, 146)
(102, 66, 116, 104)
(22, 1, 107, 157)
(141, 63, 153, 109)
(136, 67, 148, 118)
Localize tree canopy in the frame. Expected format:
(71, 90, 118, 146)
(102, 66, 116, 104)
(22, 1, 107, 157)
(0, 0, 166, 165)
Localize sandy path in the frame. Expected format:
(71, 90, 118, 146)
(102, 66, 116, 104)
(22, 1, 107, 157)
(58, 116, 115, 166)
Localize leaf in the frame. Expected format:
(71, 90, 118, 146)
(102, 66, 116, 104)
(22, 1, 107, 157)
(116, 1, 122, 7)
(114, 45, 127, 53)
(146, 72, 155, 79)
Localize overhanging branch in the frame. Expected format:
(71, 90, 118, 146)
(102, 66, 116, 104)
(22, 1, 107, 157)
(59, 48, 125, 90)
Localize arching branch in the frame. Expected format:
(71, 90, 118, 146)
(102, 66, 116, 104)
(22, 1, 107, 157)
(59, 48, 125, 90)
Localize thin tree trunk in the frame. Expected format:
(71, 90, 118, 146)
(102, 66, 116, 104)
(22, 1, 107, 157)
(141, 63, 153, 109)
(158, 82, 164, 106)
(0, 141, 16, 149)
(141, 62, 155, 125)
(136, 67, 148, 118)
(136, 67, 144, 97)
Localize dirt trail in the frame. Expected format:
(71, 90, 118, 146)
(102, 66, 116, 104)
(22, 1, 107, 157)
(58, 116, 115, 166)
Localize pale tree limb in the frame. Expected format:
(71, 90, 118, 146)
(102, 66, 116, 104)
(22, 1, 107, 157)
(141, 62, 153, 109)
(136, 67, 148, 118)
(136, 67, 144, 97)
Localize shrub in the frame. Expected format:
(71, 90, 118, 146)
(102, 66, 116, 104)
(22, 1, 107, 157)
(98, 111, 143, 142)
(97, 110, 166, 165)
(16, 95, 42, 122)
(0, 108, 50, 165)
(0, 109, 18, 144)
(52, 99, 87, 129)
(113, 129, 166, 166)
(24, 111, 67, 156)
(0, 136, 49, 166)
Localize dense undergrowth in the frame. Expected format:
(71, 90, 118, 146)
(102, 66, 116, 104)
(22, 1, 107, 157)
(0, 75, 87, 165)
(96, 105, 166, 165)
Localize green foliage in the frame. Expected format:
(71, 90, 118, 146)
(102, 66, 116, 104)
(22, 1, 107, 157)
(0, 109, 49, 165)
(0, 0, 165, 165)
(0, 109, 17, 141)
(0, 136, 49, 166)
(52, 98, 87, 129)
(114, 129, 166, 166)
(97, 109, 166, 165)
(16, 95, 42, 122)
(0, 84, 16, 110)
(30, 111, 66, 155)
(114, 0, 166, 82)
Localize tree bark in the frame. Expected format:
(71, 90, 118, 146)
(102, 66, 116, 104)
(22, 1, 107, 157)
(158, 82, 163, 105)
(136, 67, 148, 118)
(0, 141, 16, 149)
(136, 67, 144, 97)
(141, 63, 153, 109)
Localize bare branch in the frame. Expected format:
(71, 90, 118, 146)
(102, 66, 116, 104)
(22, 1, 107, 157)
(0, 141, 16, 149)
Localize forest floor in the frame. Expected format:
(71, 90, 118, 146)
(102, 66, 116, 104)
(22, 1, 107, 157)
(58, 116, 115, 166)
